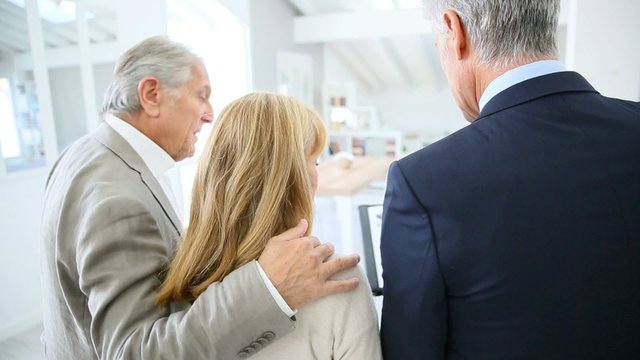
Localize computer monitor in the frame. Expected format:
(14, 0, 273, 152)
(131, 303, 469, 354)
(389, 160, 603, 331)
(358, 204, 384, 296)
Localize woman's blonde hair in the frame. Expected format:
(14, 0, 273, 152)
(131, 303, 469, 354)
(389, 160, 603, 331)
(157, 92, 327, 304)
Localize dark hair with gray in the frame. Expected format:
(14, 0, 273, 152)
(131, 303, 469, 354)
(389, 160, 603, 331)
(425, 0, 560, 69)
(101, 36, 200, 117)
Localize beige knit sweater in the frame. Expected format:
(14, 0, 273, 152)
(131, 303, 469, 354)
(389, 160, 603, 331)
(252, 265, 382, 360)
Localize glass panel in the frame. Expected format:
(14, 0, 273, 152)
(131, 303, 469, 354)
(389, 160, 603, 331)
(0, 0, 46, 171)
(0, 0, 117, 173)
(0, 78, 20, 159)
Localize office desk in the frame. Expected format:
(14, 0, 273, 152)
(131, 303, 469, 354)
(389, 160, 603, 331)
(316, 156, 393, 254)
(317, 156, 392, 196)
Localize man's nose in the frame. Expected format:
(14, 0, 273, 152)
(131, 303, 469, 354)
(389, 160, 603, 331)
(203, 102, 214, 123)
(202, 112, 213, 123)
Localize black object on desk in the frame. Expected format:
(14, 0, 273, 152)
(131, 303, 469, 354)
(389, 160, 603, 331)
(358, 204, 384, 296)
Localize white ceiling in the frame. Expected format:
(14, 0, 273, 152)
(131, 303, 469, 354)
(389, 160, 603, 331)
(286, 0, 446, 93)
(0, 0, 442, 93)
(0, 0, 116, 54)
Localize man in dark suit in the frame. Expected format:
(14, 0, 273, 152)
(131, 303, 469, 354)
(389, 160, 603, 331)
(380, 0, 640, 358)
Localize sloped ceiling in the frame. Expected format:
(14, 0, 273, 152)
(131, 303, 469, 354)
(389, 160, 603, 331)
(286, 0, 446, 92)
(0, 0, 116, 54)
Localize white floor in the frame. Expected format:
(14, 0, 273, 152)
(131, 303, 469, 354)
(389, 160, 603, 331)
(0, 323, 43, 360)
(0, 187, 386, 359)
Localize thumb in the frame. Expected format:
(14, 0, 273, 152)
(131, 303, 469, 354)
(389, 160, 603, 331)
(274, 219, 308, 241)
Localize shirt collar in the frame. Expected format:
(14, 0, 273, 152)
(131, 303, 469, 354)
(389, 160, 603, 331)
(479, 60, 566, 112)
(105, 114, 175, 177)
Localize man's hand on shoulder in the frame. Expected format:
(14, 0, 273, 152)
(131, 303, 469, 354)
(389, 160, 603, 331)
(258, 219, 360, 309)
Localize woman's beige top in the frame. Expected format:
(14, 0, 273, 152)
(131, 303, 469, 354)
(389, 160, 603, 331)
(251, 264, 382, 360)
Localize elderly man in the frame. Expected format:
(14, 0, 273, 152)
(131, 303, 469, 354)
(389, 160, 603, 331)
(41, 36, 360, 359)
(380, 0, 640, 358)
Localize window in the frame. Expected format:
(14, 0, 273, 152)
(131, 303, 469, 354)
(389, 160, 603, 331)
(166, 0, 251, 223)
(0, 78, 20, 159)
(0, 76, 46, 172)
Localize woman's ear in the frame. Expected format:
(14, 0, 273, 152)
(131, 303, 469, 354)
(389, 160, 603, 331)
(442, 9, 469, 61)
(137, 76, 162, 117)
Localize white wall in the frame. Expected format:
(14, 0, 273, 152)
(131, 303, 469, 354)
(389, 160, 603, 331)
(0, 169, 48, 340)
(248, 0, 324, 109)
(566, 0, 640, 101)
(367, 87, 467, 136)
(48, 63, 114, 151)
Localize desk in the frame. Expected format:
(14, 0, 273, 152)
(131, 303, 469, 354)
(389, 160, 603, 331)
(317, 156, 393, 196)
(316, 156, 393, 254)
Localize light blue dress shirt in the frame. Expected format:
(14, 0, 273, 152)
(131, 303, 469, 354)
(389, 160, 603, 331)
(479, 60, 566, 112)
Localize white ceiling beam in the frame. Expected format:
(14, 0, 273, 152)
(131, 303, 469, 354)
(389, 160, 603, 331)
(14, 40, 119, 70)
(0, 0, 77, 46)
(286, 0, 317, 15)
(294, 8, 430, 44)
(380, 38, 416, 89)
(0, 24, 34, 50)
(0, 36, 26, 53)
(89, 17, 117, 42)
(42, 23, 78, 44)
(327, 43, 379, 91)
(331, 42, 388, 91)
(0, 0, 25, 18)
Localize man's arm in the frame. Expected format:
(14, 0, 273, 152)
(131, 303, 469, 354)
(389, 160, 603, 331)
(380, 162, 448, 359)
(76, 195, 294, 359)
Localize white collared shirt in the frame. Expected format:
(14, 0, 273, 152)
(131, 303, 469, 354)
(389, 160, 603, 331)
(104, 114, 296, 317)
(105, 114, 181, 217)
(479, 60, 566, 112)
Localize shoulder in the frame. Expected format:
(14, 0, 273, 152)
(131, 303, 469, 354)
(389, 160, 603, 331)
(297, 255, 374, 318)
(324, 256, 372, 306)
(325, 254, 368, 282)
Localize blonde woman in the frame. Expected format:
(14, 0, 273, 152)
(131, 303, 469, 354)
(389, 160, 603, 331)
(157, 92, 382, 359)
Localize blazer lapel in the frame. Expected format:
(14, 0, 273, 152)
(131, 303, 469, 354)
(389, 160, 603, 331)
(478, 71, 599, 120)
(93, 122, 183, 236)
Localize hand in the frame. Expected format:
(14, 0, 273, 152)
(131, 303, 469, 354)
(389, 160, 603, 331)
(258, 219, 360, 309)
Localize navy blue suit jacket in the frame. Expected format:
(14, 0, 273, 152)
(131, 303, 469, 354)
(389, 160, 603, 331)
(380, 72, 640, 359)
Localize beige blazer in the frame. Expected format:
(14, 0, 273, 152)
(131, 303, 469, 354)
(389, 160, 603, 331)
(41, 123, 295, 359)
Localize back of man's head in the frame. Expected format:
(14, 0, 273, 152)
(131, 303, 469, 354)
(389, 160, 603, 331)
(425, 0, 560, 69)
(101, 36, 198, 119)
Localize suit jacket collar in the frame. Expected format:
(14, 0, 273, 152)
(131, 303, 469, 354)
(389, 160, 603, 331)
(93, 122, 183, 236)
(478, 71, 599, 120)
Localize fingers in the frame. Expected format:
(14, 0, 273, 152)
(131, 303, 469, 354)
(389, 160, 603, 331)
(273, 219, 308, 241)
(312, 242, 335, 261)
(306, 236, 322, 248)
(323, 277, 360, 296)
(320, 254, 360, 278)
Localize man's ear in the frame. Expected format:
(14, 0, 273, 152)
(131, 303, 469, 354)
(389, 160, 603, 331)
(138, 76, 162, 117)
(442, 9, 469, 61)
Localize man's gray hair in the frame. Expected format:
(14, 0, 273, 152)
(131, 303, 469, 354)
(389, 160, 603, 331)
(101, 36, 200, 117)
(425, 0, 560, 69)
